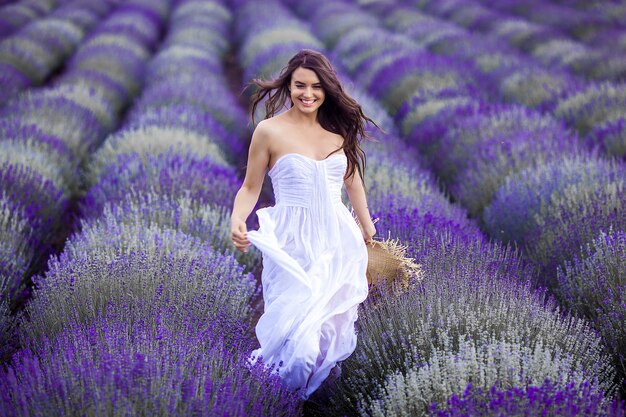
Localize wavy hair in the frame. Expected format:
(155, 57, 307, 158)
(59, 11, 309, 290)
(248, 49, 378, 184)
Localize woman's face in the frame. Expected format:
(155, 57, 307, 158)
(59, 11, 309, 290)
(289, 66, 325, 114)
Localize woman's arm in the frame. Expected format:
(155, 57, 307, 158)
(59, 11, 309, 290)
(230, 122, 271, 252)
(345, 168, 377, 242)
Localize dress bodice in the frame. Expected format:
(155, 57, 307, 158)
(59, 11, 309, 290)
(268, 153, 346, 208)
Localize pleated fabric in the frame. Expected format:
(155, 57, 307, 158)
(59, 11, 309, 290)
(246, 152, 369, 400)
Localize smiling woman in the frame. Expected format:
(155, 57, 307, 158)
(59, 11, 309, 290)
(230, 49, 379, 400)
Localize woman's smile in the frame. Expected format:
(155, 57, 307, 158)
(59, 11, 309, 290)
(299, 97, 317, 106)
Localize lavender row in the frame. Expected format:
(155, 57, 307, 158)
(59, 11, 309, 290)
(371, 2, 625, 162)
(0, 0, 56, 40)
(233, 0, 620, 414)
(0, 0, 112, 105)
(2, 0, 303, 415)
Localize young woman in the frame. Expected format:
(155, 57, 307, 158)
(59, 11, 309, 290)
(230, 49, 377, 400)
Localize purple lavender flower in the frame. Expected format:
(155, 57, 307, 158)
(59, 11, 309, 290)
(430, 379, 625, 416)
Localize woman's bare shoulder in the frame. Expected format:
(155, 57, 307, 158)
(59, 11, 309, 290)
(254, 115, 290, 139)
(256, 115, 285, 131)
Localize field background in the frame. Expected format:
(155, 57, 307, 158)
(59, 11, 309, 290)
(0, 0, 625, 415)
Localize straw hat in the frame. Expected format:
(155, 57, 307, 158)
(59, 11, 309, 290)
(366, 236, 422, 292)
(351, 208, 422, 292)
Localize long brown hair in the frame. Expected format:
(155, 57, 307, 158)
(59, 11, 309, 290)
(249, 49, 378, 184)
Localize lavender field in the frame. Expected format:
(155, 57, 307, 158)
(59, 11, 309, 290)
(0, 0, 625, 415)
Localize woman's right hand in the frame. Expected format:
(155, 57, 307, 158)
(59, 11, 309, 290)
(230, 217, 250, 253)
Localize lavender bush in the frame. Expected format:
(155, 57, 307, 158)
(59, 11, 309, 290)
(145, 45, 222, 81)
(164, 2, 232, 56)
(19, 17, 84, 57)
(52, 0, 169, 113)
(557, 229, 626, 379)
(499, 66, 582, 111)
(1, 92, 106, 164)
(0, 118, 80, 190)
(363, 142, 439, 206)
(555, 82, 626, 159)
(305, 1, 378, 49)
(4, 308, 302, 416)
(66, 44, 146, 97)
(129, 79, 248, 138)
(36, 84, 118, 131)
(235, 1, 323, 81)
(483, 154, 620, 245)
(370, 3, 581, 113)
(366, 51, 482, 114)
(84, 125, 228, 185)
(366, 339, 613, 417)
(19, 219, 256, 346)
(0, 34, 58, 84)
(331, 26, 418, 75)
(0, 62, 31, 105)
(80, 141, 238, 222)
(0, 164, 64, 232)
(55, 67, 130, 110)
(80, 192, 260, 271)
(397, 93, 486, 158)
(0, 161, 69, 302)
(50, 6, 102, 32)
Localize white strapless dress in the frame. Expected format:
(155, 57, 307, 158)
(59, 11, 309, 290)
(246, 152, 369, 400)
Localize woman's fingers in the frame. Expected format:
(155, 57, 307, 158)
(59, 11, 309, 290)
(230, 223, 250, 252)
